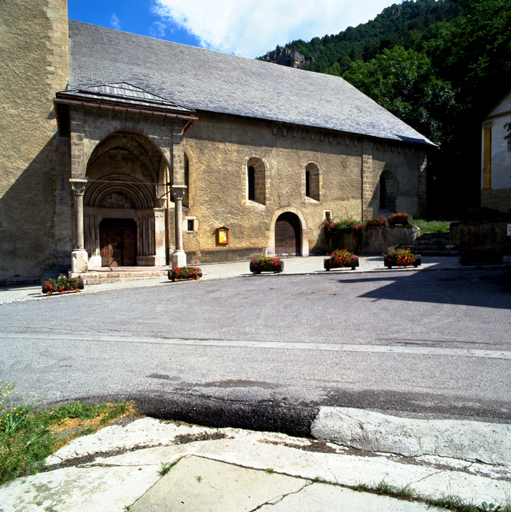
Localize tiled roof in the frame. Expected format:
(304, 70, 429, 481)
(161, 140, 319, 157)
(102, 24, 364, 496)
(68, 21, 434, 146)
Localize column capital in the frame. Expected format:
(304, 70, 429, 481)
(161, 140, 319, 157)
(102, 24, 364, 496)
(171, 185, 187, 201)
(70, 178, 88, 196)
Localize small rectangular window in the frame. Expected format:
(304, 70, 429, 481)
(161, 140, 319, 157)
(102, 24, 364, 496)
(187, 219, 194, 232)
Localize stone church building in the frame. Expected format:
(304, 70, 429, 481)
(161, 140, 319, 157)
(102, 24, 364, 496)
(0, 0, 434, 280)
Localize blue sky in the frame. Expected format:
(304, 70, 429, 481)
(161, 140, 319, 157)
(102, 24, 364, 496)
(68, 0, 402, 59)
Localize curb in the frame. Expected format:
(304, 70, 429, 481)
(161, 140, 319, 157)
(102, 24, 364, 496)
(118, 394, 511, 467)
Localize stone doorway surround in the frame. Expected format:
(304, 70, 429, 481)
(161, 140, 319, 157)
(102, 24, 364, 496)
(267, 207, 310, 257)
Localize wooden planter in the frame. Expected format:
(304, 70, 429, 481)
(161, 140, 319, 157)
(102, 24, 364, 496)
(324, 256, 359, 271)
(458, 251, 503, 266)
(388, 214, 413, 226)
(250, 260, 284, 274)
(168, 268, 203, 281)
(42, 278, 84, 295)
(384, 254, 421, 269)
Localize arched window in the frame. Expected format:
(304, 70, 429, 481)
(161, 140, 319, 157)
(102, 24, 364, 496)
(246, 158, 266, 204)
(305, 163, 320, 201)
(248, 165, 255, 201)
(379, 170, 396, 212)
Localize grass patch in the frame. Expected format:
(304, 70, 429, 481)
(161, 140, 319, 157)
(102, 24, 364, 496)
(413, 218, 453, 233)
(352, 479, 511, 512)
(0, 384, 136, 485)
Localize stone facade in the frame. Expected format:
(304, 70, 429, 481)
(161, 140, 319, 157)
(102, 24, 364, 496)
(0, 2, 431, 279)
(481, 90, 511, 212)
(0, 0, 70, 279)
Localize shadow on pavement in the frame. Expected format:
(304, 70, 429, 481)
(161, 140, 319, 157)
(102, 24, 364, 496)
(340, 264, 511, 310)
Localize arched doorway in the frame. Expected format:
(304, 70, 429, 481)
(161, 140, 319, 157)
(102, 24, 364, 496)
(275, 212, 301, 256)
(83, 130, 168, 268)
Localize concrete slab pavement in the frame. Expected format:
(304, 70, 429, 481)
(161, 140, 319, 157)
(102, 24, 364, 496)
(1, 415, 510, 511)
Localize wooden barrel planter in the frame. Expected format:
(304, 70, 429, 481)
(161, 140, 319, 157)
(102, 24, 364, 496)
(387, 213, 413, 226)
(250, 259, 284, 274)
(42, 277, 84, 295)
(384, 254, 421, 269)
(168, 267, 203, 281)
(324, 255, 359, 271)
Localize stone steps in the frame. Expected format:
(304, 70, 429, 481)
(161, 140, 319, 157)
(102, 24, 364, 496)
(77, 267, 171, 284)
(403, 232, 459, 256)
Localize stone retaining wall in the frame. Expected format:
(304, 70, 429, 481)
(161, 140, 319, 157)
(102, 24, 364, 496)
(450, 222, 511, 254)
(330, 225, 419, 255)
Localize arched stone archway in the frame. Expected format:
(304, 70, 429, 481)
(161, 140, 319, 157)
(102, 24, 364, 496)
(83, 130, 168, 268)
(267, 207, 310, 257)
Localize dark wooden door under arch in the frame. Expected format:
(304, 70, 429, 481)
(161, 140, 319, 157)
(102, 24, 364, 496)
(275, 212, 301, 256)
(100, 218, 137, 267)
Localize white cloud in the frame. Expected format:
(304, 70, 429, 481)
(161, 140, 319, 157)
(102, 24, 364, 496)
(149, 21, 167, 38)
(110, 13, 121, 30)
(152, 0, 397, 58)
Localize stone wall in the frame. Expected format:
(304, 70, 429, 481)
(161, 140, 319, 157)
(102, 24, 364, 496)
(481, 188, 511, 213)
(450, 222, 511, 254)
(0, 0, 69, 279)
(328, 226, 419, 255)
(181, 112, 425, 263)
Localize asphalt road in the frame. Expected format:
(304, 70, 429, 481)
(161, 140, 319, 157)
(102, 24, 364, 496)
(1, 269, 511, 428)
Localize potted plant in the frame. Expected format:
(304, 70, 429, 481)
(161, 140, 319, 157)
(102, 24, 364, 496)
(42, 275, 84, 295)
(250, 256, 284, 274)
(458, 245, 503, 265)
(324, 249, 359, 271)
(387, 212, 412, 226)
(383, 247, 421, 268)
(168, 265, 202, 281)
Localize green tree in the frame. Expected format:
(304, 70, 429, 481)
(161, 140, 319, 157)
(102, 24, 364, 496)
(343, 46, 455, 147)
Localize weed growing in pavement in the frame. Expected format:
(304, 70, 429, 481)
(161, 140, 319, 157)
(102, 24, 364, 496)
(313, 476, 325, 482)
(159, 459, 180, 476)
(0, 385, 136, 485)
(265, 467, 275, 474)
(351, 479, 510, 512)
(196, 475, 203, 482)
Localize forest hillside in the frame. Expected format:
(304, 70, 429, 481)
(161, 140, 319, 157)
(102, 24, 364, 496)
(260, 0, 511, 216)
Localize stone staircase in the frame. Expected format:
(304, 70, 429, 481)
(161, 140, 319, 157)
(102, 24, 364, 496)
(403, 232, 459, 256)
(76, 266, 171, 284)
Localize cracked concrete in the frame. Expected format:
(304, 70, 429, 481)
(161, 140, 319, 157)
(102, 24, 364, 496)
(1, 417, 510, 511)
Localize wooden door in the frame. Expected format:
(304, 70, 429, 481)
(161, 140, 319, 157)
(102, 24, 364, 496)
(100, 219, 137, 266)
(275, 212, 301, 256)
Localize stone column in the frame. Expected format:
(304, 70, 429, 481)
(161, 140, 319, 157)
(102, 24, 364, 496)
(70, 178, 88, 273)
(171, 185, 187, 267)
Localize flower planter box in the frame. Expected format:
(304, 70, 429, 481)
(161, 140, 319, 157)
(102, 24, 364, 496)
(168, 267, 202, 281)
(387, 212, 412, 226)
(324, 256, 359, 271)
(384, 254, 421, 268)
(42, 277, 84, 295)
(250, 259, 284, 274)
(458, 248, 503, 266)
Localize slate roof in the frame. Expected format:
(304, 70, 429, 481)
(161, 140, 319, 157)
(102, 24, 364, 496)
(58, 83, 195, 113)
(68, 20, 434, 147)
